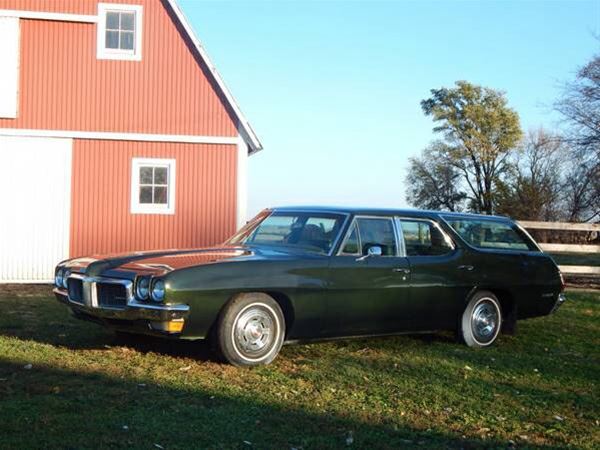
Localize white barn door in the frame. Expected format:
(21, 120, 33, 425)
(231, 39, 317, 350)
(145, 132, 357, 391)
(0, 136, 72, 282)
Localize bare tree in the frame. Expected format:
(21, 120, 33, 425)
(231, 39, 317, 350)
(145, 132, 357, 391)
(405, 142, 467, 212)
(495, 129, 564, 220)
(555, 52, 600, 222)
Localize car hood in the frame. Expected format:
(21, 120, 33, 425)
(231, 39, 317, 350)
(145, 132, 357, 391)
(63, 245, 319, 279)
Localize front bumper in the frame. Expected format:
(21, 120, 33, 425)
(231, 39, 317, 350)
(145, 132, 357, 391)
(54, 276, 190, 335)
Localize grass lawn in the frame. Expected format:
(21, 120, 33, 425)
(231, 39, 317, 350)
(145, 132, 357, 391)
(0, 288, 598, 449)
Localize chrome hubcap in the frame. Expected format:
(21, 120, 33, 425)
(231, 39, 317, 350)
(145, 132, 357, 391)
(234, 307, 274, 356)
(471, 300, 499, 343)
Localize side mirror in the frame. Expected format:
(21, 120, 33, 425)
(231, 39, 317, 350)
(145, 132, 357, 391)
(356, 245, 382, 261)
(368, 246, 382, 257)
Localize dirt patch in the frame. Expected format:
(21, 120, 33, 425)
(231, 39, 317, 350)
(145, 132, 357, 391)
(0, 284, 54, 297)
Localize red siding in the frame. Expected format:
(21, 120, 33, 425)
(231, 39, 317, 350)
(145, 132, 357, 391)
(70, 140, 238, 257)
(0, 0, 238, 136)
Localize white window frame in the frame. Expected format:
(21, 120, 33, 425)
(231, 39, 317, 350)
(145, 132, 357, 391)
(130, 158, 176, 215)
(97, 3, 143, 61)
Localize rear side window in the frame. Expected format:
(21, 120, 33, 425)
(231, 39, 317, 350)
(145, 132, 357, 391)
(443, 217, 538, 251)
(400, 220, 454, 256)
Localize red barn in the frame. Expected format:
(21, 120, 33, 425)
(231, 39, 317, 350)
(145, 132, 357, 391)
(0, 0, 262, 282)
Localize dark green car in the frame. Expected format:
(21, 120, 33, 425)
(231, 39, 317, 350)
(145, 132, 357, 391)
(54, 207, 565, 366)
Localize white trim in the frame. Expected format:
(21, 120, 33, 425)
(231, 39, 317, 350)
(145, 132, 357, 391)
(236, 134, 248, 230)
(0, 10, 97, 23)
(0, 17, 19, 119)
(0, 128, 239, 145)
(97, 3, 143, 61)
(165, 0, 263, 153)
(130, 158, 176, 215)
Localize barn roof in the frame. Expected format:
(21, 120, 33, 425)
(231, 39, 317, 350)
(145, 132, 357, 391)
(166, 0, 263, 154)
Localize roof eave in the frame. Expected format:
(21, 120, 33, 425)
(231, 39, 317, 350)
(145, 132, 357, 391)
(166, 0, 263, 154)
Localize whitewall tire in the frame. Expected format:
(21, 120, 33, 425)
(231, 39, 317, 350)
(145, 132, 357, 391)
(460, 291, 502, 348)
(216, 293, 285, 367)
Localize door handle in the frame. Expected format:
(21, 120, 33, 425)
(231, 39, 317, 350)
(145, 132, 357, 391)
(393, 268, 411, 274)
(457, 265, 474, 271)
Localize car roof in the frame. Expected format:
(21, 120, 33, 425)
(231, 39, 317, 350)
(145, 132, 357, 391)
(271, 206, 511, 221)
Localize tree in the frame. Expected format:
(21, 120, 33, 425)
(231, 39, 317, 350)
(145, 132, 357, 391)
(495, 129, 564, 220)
(555, 52, 600, 222)
(419, 81, 523, 214)
(405, 142, 467, 212)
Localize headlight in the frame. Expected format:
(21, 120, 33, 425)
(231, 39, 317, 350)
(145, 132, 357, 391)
(62, 269, 71, 289)
(135, 276, 150, 300)
(151, 279, 166, 302)
(55, 268, 64, 288)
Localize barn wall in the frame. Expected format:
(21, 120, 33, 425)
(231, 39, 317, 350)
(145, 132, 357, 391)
(70, 139, 238, 257)
(0, 0, 238, 136)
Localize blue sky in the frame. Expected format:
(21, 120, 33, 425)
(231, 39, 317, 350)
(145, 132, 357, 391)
(179, 0, 599, 218)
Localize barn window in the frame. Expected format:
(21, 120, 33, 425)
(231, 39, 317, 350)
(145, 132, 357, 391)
(97, 3, 143, 61)
(130, 158, 176, 214)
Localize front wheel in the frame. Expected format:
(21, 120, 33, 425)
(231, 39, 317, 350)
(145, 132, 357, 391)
(215, 293, 285, 367)
(460, 291, 502, 348)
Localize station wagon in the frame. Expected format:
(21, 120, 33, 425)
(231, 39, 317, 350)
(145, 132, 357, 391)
(54, 207, 565, 366)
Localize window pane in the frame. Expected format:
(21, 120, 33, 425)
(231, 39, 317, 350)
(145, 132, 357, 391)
(140, 167, 153, 184)
(120, 12, 135, 31)
(139, 186, 153, 204)
(106, 12, 119, 30)
(356, 218, 397, 256)
(443, 218, 535, 251)
(154, 167, 168, 185)
(154, 186, 168, 204)
(105, 30, 119, 49)
(401, 221, 453, 256)
(120, 31, 135, 50)
(341, 224, 359, 255)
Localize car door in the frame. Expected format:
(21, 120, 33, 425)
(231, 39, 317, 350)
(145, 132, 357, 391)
(397, 217, 471, 331)
(327, 216, 412, 336)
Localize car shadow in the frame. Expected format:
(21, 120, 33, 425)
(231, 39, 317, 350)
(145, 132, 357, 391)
(0, 358, 558, 449)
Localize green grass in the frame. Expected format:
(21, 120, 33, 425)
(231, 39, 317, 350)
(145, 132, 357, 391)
(550, 252, 600, 267)
(0, 290, 598, 449)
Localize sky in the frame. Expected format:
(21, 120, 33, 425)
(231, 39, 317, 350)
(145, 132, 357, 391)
(178, 0, 600, 218)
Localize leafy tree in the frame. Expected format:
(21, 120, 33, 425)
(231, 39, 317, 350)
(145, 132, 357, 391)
(495, 129, 564, 220)
(405, 142, 467, 212)
(419, 81, 523, 214)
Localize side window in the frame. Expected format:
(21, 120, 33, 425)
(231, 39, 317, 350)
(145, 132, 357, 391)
(130, 158, 176, 214)
(356, 218, 397, 256)
(401, 220, 453, 256)
(340, 223, 360, 255)
(97, 3, 143, 61)
(443, 217, 537, 251)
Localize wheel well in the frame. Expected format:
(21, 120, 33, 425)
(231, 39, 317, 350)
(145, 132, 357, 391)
(266, 291, 295, 338)
(487, 288, 516, 319)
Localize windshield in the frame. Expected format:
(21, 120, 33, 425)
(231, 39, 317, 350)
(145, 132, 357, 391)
(226, 211, 346, 254)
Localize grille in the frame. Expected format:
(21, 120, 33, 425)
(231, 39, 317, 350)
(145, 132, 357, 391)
(67, 278, 84, 304)
(97, 283, 128, 308)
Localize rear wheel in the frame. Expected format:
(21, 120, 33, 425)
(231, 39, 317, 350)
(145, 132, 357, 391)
(215, 293, 285, 367)
(460, 291, 502, 348)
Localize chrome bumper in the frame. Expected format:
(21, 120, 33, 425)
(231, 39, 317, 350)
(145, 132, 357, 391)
(53, 274, 189, 322)
(551, 292, 566, 313)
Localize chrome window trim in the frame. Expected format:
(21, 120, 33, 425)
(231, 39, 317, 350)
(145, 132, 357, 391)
(396, 216, 456, 256)
(336, 215, 400, 257)
(246, 209, 351, 257)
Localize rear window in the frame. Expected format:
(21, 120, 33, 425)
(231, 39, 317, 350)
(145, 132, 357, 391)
(442, 217, 538, 251)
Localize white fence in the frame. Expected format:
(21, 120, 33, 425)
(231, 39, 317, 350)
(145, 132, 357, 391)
(519, 220, 600, 276)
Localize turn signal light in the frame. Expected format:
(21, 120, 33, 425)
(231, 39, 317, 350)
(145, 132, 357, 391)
(150, 319, 184, 333)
